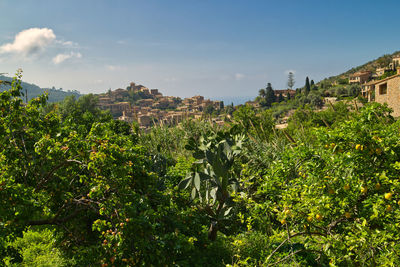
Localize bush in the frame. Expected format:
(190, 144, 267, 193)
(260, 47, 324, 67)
(240, 103, 400, 265)
(6, 229, 74, 267)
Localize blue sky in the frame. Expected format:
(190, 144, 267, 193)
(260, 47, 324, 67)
(0, 0, 399, 98)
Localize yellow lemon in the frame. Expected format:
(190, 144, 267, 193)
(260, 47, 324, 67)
(307, 216, 313, 222)
(375, 183, 381, 190)
(280, 219, 286, 225)
(345, 212, 351, 219)
(316, 214, 323, 221)
(361, 187, 367, 194)
(385, 192, 393, 200)
(386, 205, 392, 212)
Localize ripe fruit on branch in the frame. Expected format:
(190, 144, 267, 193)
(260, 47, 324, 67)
(283, 207, 291, 215)
(385, 192, 393, 200)
(361, 187, 367, 194)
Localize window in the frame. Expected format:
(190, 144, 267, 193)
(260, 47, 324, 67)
(379, 83, 387, 95)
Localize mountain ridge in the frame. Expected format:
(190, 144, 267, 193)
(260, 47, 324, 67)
(0, 75, 81, 102)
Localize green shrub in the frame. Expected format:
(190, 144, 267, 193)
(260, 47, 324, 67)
(6, 229, 74, 267)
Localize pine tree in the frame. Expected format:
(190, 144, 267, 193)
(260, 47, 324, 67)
(287, 72, 295, 90)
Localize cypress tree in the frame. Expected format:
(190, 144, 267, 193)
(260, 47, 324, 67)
(265, 83, 275, 107)
(305, 77, 311, 95)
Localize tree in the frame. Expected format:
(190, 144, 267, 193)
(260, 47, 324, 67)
(305, 77, 311, 95)
(258, 88, 266, 99)
(204, 104, 215, 116)
(0, 71, 203, 266)
(287, 72, 295, 90)
(376, 54, 392, 67)
(278, 93, 284, 103)
(265, 83, 275, 107)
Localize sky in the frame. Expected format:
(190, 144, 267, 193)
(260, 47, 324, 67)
(0, 0, 400, 99)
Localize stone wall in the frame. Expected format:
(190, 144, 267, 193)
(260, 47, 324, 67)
(375, 75, 400, 117)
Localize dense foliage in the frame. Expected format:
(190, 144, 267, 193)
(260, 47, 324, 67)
(2, 72, 400, 266)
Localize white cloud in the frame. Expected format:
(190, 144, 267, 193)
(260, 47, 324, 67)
(0, 28, 56, 57)
(56, 40, 79, 47)
(106, 65, 124, 71)
(235, 73, 245, 80)
(52, 52, 82, 64)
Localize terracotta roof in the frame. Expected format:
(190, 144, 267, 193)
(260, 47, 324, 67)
(363, 80, 377, 86)
(368, 74, 400, 85)
(350, 71, 371, 77)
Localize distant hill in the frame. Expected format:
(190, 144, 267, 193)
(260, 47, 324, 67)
(0, 75, 81, 102)
(320, 50, 400, 84)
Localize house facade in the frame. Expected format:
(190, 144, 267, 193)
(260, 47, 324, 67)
(393, 55, 400, 68)
(274, 89, 296, 98)
(349, 71, 371, 84)
(362, 69, 400, 116)
(361, 80, 376, 102)
(374, 70, 400, 116)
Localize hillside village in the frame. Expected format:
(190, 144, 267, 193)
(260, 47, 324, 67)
(349, 54, 400, 116)
(96, 82, 224, 128)
(97, 53, 400, 130)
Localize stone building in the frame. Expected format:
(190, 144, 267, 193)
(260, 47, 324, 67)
(393, 55, 400, 68)
(362, 69, 400, 116)
(361, 80, 376, 101)
(273, 89, 296, 98)
(138, 115, 151, 127)
(110, 102, 130, 116)
(137, 99, 154, 107)
(349, 71, 371, 84)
